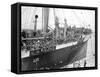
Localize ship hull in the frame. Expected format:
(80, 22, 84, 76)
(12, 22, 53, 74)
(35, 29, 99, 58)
(22, 40, 88, 71)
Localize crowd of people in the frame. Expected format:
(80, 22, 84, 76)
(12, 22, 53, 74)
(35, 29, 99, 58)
(21, 26, 92, 56)
(21, 37, 56, 56)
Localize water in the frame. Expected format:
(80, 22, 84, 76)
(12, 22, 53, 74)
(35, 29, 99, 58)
(86, 33, 95, 67)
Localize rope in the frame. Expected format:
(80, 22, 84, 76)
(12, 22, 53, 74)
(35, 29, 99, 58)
(81, 11, 88, 28)
(71, 10, 85, 27)
(62, 9, 66, 20)
(31, 7, 37, 23)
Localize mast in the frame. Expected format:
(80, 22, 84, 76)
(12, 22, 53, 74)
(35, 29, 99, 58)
(64, 19, 67, 39)
(34, 15, 38, 31)
(42, 8, 49, 33)
(53, 9, 60, 39)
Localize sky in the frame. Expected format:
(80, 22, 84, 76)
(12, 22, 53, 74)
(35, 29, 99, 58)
(21, 6, 95, 31)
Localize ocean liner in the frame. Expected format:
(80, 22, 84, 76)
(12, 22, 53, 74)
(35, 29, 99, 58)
(21, 8, 92, 70)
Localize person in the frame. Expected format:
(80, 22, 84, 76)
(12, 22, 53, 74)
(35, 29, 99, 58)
(84, 60, 87, 67)
(21, 30, 26, 38)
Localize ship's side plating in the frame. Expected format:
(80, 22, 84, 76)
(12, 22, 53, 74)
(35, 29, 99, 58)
(21, 39, 88, 70)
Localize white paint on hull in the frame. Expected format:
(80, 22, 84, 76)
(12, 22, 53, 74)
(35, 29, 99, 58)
(56, 42, 77, 50)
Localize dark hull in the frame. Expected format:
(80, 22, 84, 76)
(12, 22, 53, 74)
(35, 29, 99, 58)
(22, 40, 88, 71)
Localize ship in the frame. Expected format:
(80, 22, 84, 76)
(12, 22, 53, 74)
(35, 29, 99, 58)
(21, 8, 92, 70)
